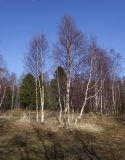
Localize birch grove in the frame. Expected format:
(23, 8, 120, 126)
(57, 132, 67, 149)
(0, 15, 125, 127)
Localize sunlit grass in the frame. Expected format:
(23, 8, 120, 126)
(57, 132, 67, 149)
(0, 109, 125, 160)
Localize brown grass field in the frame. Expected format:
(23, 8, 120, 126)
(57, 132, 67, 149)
(0, 109, 125, 160)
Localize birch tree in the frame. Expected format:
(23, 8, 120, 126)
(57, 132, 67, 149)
(75, 39, 110, 123)
(55, 66, 66, 123)
(54, 15, 85, 126)
(0, 55, 8, 109)
(26, 34, 48, 122)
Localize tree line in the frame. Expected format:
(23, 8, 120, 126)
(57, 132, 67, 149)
(0, 15, 125, 127)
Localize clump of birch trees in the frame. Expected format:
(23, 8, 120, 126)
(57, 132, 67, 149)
(0, 15, 125, 127)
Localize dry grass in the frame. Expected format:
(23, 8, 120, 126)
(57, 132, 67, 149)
(72, 123, 104, 132)
(0, 109, 125, 160)
(15, 111, 31, 129)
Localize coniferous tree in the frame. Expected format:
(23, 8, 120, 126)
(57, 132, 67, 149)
(20, 73, 35, 109)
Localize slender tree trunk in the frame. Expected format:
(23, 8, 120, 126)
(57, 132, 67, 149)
(65, 44, 71, 127)
(95, 85, 98, 113)
(0, 86, 6, 108)
(35, 79, 39, 122)
(76, 58, 93, 122)
(117, 82, 121, 117)
(71, 100, 74, 122)
(11, 83, 15, 110)
(112, 78, 116, 115)
(38, 77, 43, 122)
(100, 68, 104, 116)
(103, 85, 106, 115)
(38, 75, 44, 123)
(94, 84, 100, 113)
(100, 78, 103, 115)
(41, 83, 44, 122)
(57, 69, 63, 123)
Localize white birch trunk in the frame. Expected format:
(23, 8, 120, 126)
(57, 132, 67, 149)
(65, 72, 71, 126)
(0, 86, 6, 108)
(38, 75, 44, 123)
(95, 85, 98, 112)
(76, 56, 93, 122)
(75, 57, 107, 124)
(57, 69, 63, 123)
(41, 82, 44, 122)
(64, 41, 71, 127)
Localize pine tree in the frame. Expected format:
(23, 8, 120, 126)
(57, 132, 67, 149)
(20, 74, 35, 109)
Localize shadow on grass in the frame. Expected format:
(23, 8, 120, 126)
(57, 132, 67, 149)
(0, 124, 103, 160)
(32, 126, 103, 160)
(73, 130, 102, 160)
(31, 127, 65, 160)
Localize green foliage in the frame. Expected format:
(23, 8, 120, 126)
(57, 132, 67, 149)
(44, 83, 50, 109)
(49, 66, 66, 110)
(49, 78, 58, 109)
(20, 73, 35, 109)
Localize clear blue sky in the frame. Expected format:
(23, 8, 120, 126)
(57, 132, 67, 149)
(0, 0, 125, 77)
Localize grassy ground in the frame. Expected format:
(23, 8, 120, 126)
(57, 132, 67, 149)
(0, 109, 125, 160)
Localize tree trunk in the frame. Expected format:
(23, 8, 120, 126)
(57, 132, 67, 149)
(57, 69, 63, 123)
(76, 57, 93, 122)
(11, 83, 15, 110)
(41, 84, 44, 122)
(35, 79, 39, 122)
(0, 86, 6, 108)
(65, 73, 71, 127)
(38, 75, 44, 123)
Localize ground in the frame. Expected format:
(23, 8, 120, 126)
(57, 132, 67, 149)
(0, 110, 125, 160)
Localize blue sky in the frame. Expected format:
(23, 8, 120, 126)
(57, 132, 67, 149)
(0, 0, 125, 77)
